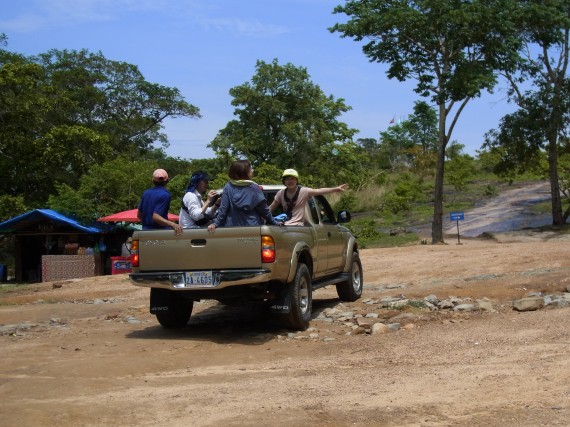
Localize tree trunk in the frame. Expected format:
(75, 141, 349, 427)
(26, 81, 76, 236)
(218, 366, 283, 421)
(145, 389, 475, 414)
(431, 144, 446, 243)
(546, 131, 564, 225)
(545, 87, 565, 226)
(431, 105, 448, 244)
(563, 204, 570, 223)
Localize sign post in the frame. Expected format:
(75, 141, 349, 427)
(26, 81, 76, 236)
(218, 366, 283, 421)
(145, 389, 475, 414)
(449, 211, 464, 245)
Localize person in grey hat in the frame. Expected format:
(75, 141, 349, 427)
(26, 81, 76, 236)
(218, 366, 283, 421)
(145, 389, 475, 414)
(179, 170, 221, 228)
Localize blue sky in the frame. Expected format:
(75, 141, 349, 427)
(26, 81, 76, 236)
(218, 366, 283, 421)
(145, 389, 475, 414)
(2, 0, 517, 160)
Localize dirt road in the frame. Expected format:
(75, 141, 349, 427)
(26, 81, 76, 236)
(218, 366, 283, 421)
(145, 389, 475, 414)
(443, 181, 552, 238)
(1, 229, 570, 426)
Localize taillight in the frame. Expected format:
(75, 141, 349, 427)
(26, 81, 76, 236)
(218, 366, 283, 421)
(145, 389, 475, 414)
(131, 239, 139, 267)
(261, 235, 275, 263)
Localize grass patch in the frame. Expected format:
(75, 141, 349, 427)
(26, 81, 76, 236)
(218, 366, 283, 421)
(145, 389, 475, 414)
(345, 217, 422, 248)
(0, 283, 31, 293)
(408, 300, 427, 309)
(529, 200, 554, 215)
(364, 232, 422, 248)
(0, 283, 41, 304)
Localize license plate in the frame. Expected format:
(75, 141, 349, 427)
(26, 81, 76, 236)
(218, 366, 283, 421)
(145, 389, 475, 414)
(184, 271, 215, 286)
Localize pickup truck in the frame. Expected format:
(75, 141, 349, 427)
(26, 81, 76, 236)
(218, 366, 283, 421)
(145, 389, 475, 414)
(129, 185, 363, 330)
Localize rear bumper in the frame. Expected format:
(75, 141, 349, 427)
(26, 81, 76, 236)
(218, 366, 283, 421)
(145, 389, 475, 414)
(130, 269, 273, 291)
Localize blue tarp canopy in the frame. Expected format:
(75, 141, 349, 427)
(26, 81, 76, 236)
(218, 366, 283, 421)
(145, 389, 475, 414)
(0, 209, 107, 234)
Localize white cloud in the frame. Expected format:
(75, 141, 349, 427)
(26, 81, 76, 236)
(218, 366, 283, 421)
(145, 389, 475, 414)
(0, 13, 45, 33)
(2, 0, 288, 39)
(0, 0, 179, 33)
(1, 0, 111, 33)
(200, 17, 289, 37)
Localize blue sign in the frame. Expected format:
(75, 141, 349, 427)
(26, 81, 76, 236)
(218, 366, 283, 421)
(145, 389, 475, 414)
(450, 211, 464, 221)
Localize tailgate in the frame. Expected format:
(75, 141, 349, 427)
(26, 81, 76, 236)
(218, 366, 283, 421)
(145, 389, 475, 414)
(134, 227, 263, 271)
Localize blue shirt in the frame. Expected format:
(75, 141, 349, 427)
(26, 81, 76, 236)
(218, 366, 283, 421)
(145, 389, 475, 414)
(138, 186, 171, 230)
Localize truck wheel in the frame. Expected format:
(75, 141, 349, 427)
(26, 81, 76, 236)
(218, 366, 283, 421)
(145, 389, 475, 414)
(151, 288, 193, 328)
(283, 263, 312, 331)
(336, 252, 363, 302)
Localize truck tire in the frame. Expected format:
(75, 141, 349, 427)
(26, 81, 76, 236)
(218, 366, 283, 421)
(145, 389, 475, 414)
(151, 288, 193, 328)
(336, 252, 363, 302)
(283, 263, 312, 331)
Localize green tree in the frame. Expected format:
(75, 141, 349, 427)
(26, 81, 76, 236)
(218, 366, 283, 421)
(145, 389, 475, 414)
(0, 51, 52, 204)
(356, 137, 386, 164)
(486, 0, 570, 225)
(331, 0, 521, 243)
(445, 141, 465, 160)
(446, 154, 477, 191)
(0, 195, 27, 222)
(356, 137, 379, 154)
(209, 59, 358, 180)
(484, 102, 550, 176)
(378, 101, 438, 174)
(48, 157, 157, 222)
(0, 47, 201, 207)
(378, 122, 414, 171)
(404, 101, 438, 154)
(477, 147, 507, 174)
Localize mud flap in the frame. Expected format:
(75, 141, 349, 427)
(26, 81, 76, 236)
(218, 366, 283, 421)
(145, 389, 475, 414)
(150, 288, 171, 314)
(269, 283, 292, 314)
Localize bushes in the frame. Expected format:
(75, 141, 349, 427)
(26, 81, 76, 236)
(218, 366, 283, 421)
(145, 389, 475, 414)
(343, 218, 382, 248)
(334, 191, 357, 212)
(380, 172, 424, 214)
(382, 193, 411, 214)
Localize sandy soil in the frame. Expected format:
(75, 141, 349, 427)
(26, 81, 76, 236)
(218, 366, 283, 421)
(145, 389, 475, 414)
(1, 187, 570, 426)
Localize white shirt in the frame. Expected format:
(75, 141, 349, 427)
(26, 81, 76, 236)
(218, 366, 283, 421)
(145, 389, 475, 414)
(179, 190, 215, 228)
(121, 242, 132, 257)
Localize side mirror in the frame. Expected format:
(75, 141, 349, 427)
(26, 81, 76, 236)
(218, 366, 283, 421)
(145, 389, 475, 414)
(337, 210, 351, 223)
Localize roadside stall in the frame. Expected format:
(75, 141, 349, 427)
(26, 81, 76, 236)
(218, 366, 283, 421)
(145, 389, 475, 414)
(0, 209, 110, 282)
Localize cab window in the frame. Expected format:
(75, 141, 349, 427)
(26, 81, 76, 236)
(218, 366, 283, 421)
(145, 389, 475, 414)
(313, 196, 335, 224)
(309, 198, 319, 223)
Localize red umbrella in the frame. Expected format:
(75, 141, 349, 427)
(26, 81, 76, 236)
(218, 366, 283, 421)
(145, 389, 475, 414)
(97, 209, 179, 223)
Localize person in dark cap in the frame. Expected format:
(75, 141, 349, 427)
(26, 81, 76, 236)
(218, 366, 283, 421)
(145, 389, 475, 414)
(179, 170, 221, 228)
(137, 169, 182, 234)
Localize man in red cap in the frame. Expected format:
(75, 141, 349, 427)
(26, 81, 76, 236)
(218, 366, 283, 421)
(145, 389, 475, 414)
(137, 169, 182, 234)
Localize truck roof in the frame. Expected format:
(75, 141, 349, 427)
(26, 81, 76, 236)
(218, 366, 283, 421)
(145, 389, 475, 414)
(258, 184, 285, 191)
(215, 184, 285, 193)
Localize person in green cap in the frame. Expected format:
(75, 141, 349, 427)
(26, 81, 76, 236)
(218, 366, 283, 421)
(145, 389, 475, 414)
(269, 169, 348, 226)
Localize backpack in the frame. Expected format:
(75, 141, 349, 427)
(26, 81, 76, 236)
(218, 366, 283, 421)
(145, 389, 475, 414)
(283, 186, 301, 220)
